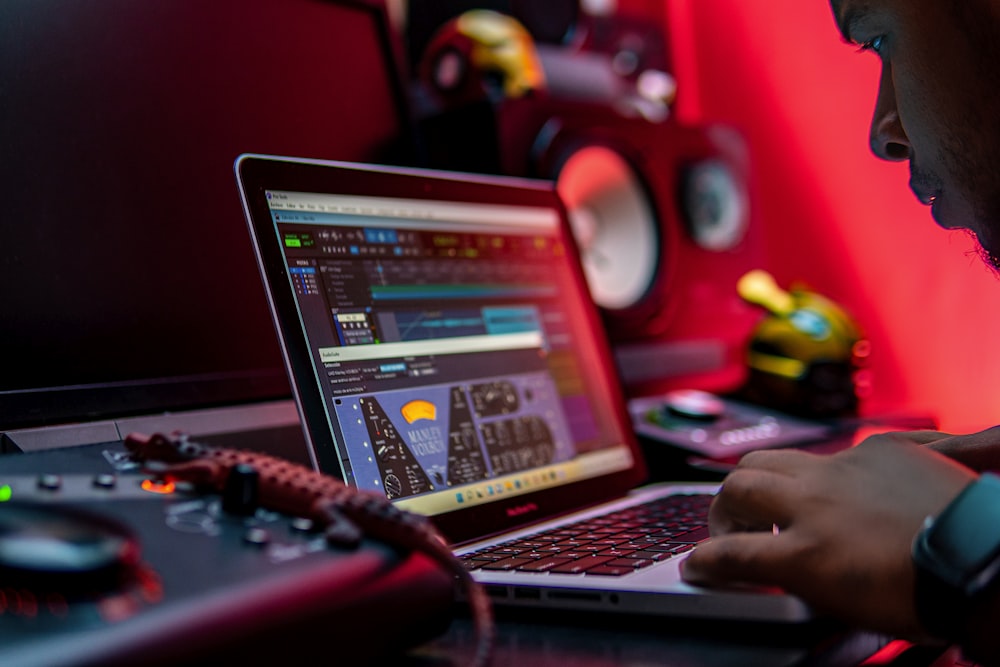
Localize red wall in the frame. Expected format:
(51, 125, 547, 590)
(655, 0, 1000, 432)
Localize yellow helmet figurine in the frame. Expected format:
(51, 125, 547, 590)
(737, 270, 870, 418)
(421, 9, 546, 104)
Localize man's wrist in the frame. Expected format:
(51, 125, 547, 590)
(912, 473, 1000, 642)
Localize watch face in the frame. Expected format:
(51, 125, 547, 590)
(555, 145, 658, 311)
(918, 473, 1000, 589)
(680, 159, 749, 251)
(912, 473, 1000, 640)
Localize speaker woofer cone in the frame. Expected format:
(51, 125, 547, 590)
(555, 145, 659, 311)
(679, 159, 749, 252)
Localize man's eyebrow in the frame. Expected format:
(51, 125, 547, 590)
(835, 1, 868, 43)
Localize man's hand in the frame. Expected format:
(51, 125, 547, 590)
(681, 433, 975, 638)
(912, 425, 1000, 472)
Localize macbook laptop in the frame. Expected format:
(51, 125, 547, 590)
(235, 153, 812, 623)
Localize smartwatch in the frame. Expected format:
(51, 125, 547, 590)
(912, 472, 1000, 641)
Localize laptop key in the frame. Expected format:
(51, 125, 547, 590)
(606, 558, 655, 570)
(554, 539, 592, 548)
(656, 543, 696, 556)
(596, 548, 636, 558)
(517, 556, 575, 572)
(621, 540, 662, 550)
(514, 541, 550, 549)
(492, 546, 529, 555)
(480, 557, 537, 571)
(646, 543, 697, 554)
(549, 554, 616, 574)
(672, 526, 710, 543)
(591, 538, 627, 547)
(626, 550, 673, 562)
(466, 552, 508, 562)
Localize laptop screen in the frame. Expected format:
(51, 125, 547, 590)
(238, 156, 647, 542)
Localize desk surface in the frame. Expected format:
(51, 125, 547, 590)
(406, 611, 893, 667)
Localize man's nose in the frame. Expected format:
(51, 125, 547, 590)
(870, 63, 911, 161)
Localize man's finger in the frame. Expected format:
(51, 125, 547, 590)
(709, 466, 799, 535)
(737, 448, 819, 474)
(924, 425, 1000, 472)
(681, 531, 801, 590)
(891, 429, 951, 445)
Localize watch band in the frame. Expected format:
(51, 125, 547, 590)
(912, 473, 1000, 641)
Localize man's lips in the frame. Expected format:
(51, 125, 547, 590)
(909, 179, 952, 228)
(909, 181, 938, 206)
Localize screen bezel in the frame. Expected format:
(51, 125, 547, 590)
(236, 154, 648, 544)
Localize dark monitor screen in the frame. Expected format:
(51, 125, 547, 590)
(0, 0, 414, 429)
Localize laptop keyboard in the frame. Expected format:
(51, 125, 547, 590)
(460, 493, 712, 577)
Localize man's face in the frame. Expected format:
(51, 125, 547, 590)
(830, 0, 1000, 268)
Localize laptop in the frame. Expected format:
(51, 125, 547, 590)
(235, 153, 812, 623)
